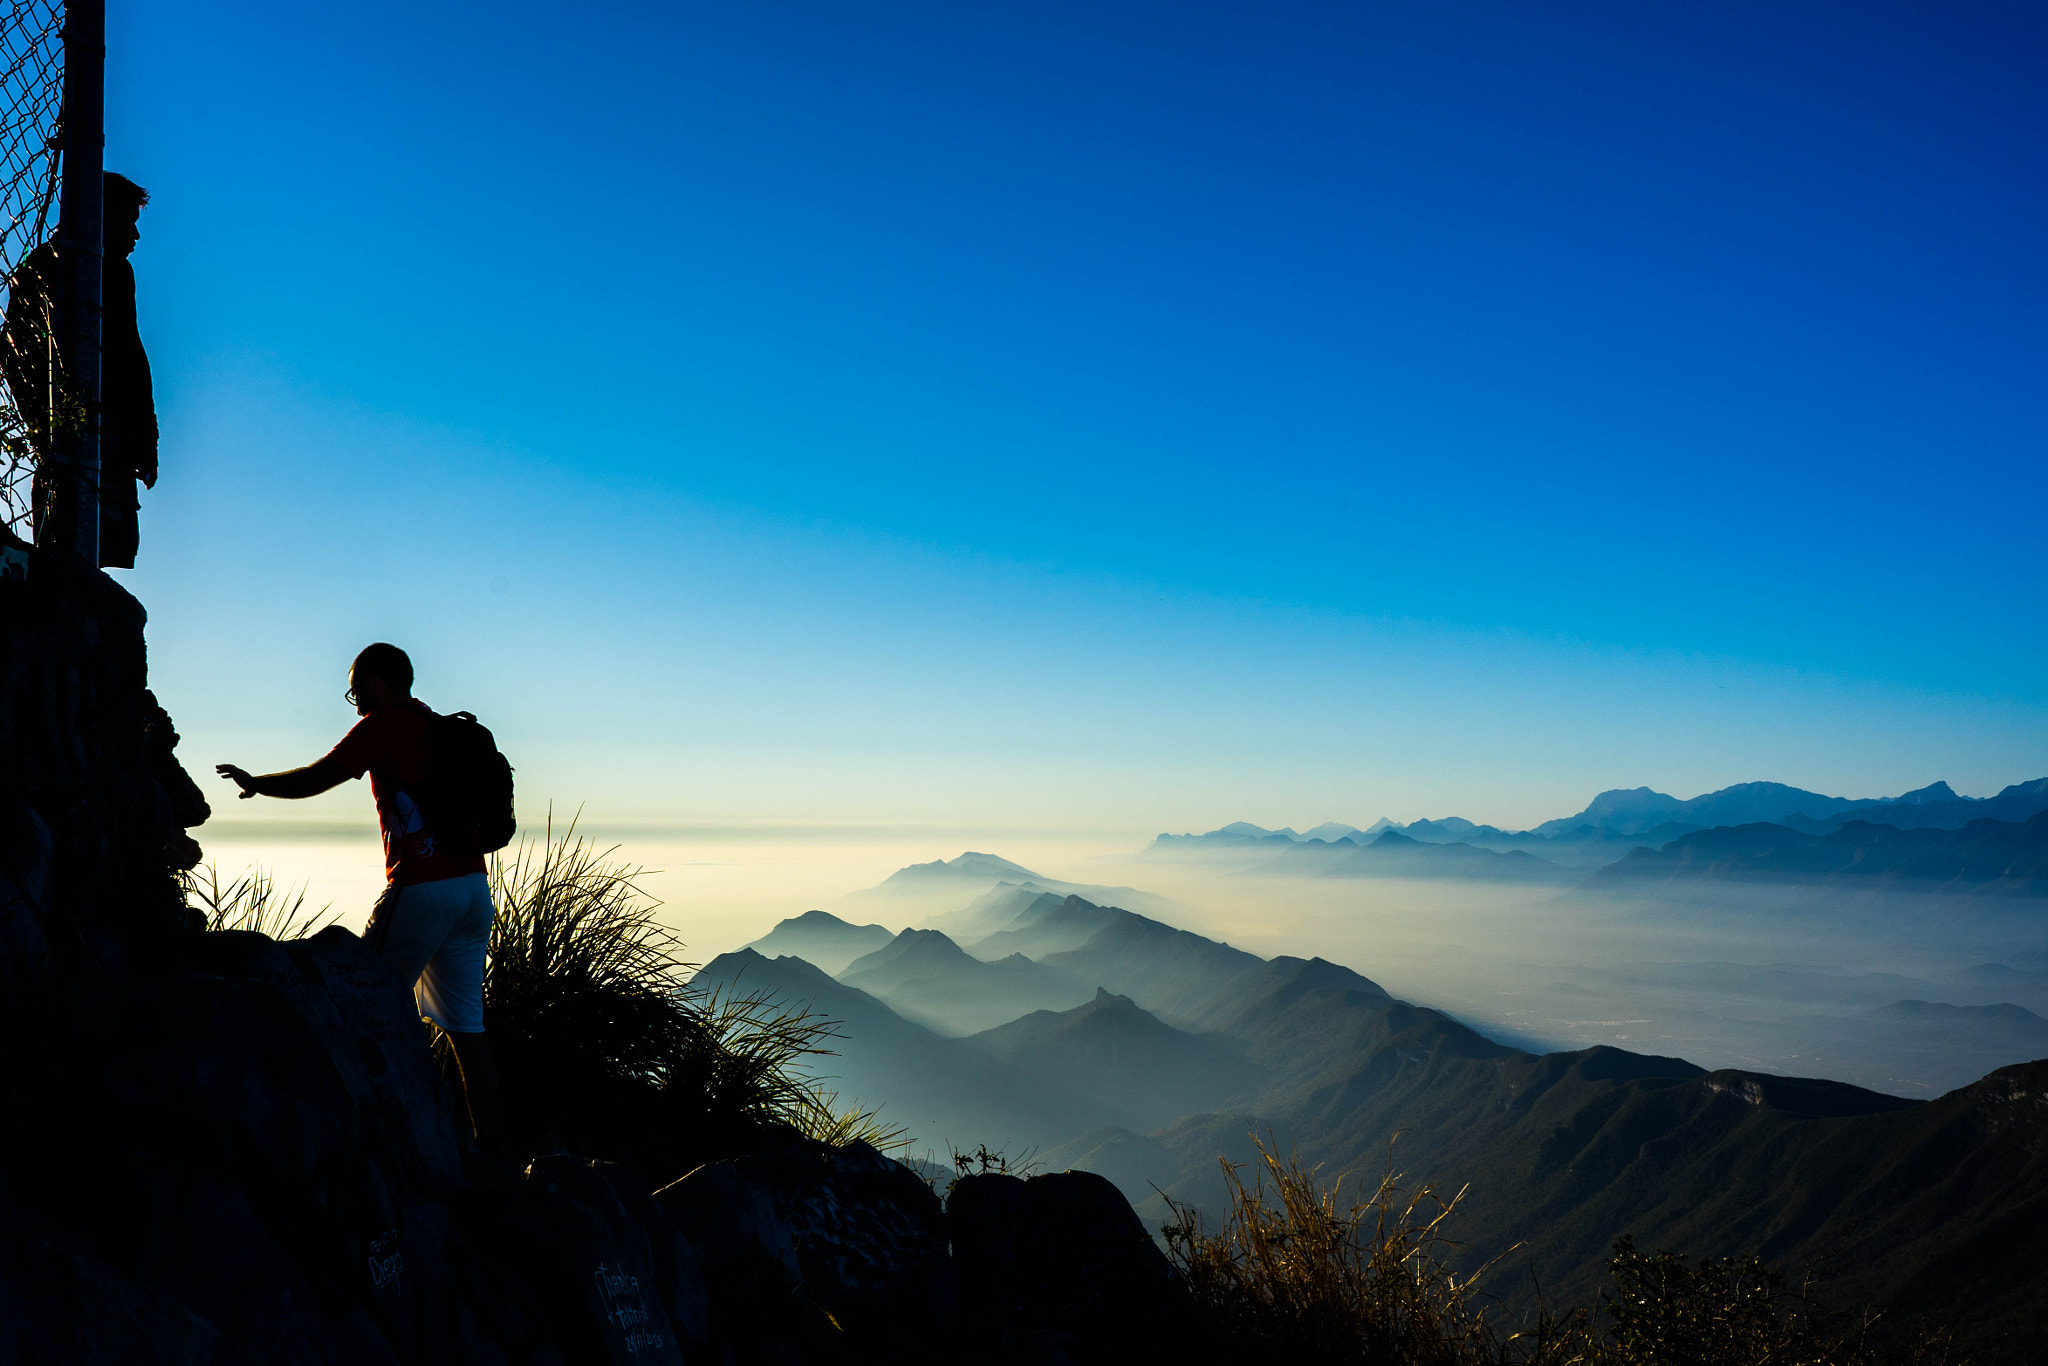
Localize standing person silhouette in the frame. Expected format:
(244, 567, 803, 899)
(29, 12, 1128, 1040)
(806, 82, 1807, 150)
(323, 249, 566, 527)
(215, 643, 501, 1145)
(1, 171, 158, 566)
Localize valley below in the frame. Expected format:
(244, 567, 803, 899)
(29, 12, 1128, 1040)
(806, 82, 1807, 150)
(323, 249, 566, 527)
(687, 781, 2048, 1345)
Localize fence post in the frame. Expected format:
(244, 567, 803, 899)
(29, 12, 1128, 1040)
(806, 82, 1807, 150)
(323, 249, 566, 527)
(49, 0, 102, 564)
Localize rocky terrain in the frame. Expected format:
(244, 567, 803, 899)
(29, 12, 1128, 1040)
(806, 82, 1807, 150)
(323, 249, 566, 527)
(0, 547, 1185, 1364)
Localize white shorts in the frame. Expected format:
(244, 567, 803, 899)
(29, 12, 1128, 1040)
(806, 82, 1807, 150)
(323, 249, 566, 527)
(363, 872, 495, 1033)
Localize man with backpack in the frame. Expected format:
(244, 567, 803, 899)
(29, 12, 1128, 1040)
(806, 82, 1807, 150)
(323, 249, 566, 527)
(215, 643, 512, 1145)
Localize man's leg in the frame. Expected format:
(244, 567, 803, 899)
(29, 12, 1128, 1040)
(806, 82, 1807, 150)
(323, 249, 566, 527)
(447, 1030, 500, 1141)
(366, 878, 487, 1133)
(415, 872, 499, 1143)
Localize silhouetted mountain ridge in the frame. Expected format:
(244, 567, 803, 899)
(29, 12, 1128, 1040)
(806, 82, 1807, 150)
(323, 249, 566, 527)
(1592, 811, 2048, 895)
(837, 927, 1090, 1034)
(1146, 776, 2048, 873)
(743, 909, 897, 974)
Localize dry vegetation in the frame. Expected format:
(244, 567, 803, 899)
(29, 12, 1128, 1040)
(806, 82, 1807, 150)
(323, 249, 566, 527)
(1163, 1134, 1966, 1366)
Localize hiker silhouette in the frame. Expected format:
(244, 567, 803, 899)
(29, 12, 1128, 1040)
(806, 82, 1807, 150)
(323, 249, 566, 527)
(1, 171, 158, 567)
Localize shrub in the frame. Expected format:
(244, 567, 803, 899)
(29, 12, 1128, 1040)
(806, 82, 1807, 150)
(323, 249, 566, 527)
(1162, 1133, 1505, 1365)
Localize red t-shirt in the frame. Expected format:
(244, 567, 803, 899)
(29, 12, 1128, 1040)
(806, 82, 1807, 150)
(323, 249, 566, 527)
(321, 700, 488, 886)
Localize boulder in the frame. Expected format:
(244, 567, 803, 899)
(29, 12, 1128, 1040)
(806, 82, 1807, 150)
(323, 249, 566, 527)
(0, 1228, 223, 1365)
(947, 1169, 1186, 1361)
(658, 1139, 956, 1363)
(453, 1157, 690, 1365)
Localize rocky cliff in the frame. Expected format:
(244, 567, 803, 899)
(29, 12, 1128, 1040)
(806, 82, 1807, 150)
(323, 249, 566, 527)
(2, 531, 209, 982)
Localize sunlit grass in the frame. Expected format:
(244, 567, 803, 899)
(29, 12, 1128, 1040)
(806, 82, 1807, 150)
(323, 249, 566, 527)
(183, 863, 340, 938)
(1163, 1133, 1505, 1365)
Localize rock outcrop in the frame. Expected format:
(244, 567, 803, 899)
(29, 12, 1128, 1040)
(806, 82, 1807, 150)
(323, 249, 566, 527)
(1, 542, 209, 983)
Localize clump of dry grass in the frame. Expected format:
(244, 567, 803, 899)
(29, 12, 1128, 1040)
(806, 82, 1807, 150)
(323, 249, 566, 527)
(1162, 1133, 1506, 1365)
(183, 863, 339, 938)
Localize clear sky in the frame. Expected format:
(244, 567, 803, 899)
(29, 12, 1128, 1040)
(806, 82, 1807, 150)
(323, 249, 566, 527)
(111, 0, 2047, 844)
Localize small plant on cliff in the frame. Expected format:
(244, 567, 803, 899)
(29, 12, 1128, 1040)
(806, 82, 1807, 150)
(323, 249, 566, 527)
(1162, 1133, 1508, 1365)
(793, 1087, 911, 1153)
(183, 863, 339, 938)
(475, 816, 903, 1178)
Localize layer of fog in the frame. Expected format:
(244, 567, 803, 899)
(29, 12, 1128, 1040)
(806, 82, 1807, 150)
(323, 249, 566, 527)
(1047, 852, 2048, 1096)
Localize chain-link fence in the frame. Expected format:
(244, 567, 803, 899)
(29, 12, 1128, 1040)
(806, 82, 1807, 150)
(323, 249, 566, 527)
(0, 0, 62, 541)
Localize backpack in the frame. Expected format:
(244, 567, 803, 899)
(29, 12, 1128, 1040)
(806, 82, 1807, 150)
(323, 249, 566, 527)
(419, 710, 517, 858)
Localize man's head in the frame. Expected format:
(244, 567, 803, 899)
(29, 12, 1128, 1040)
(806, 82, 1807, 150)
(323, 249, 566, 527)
(104, 173, 148, 259)
(348, 642, 413, 716)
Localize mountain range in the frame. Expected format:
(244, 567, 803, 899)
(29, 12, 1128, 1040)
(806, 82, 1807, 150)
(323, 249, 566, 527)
(1148, 774, 2048, 879)
(707, 883, 2048, 1349)
(1783, 777, 2048, 835)
(1591, 810, 2048, 896)
(1256, 829, 1571, 882)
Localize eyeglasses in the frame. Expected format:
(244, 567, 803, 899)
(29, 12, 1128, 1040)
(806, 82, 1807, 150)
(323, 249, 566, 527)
(344, 687, 361, 708)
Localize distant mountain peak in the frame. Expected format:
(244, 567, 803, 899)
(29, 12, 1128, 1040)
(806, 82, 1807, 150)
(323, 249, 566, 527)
(742, 910, 897, 976)
(876, 851, 1044, 886)
(1893, 781, 1962, 805)
(784, 909, 861, 928)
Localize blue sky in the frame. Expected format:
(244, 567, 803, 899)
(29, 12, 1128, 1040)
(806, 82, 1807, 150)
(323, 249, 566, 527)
(112, 0, 2047, 834)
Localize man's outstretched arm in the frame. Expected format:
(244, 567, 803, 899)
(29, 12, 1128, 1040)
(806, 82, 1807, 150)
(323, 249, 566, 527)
(215, 756, 353, 800)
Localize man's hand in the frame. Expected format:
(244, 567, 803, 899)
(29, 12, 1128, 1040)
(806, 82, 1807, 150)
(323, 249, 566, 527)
(213, 760, 348, 801)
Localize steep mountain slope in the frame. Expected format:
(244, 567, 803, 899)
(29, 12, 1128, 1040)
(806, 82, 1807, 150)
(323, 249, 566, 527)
(836, 928, 1090, 1034)
(1181, 954, 1392, 1034)
(691, 949, 1111, 1151)
(742, 909, 897, 975)
(1591, 812, 2048, 894)
(966, 988, 1258, 1130)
